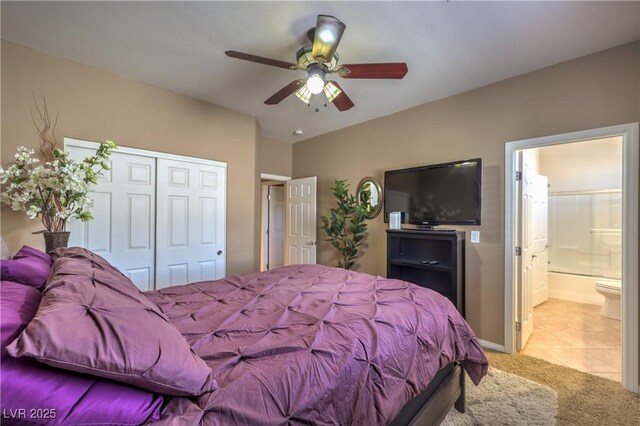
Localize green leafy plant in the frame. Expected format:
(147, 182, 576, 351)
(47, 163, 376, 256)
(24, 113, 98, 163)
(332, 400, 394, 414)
(320, 179, 369, 270)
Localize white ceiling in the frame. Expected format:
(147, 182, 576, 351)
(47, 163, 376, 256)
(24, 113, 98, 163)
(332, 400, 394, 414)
(2, 1, 639, 143)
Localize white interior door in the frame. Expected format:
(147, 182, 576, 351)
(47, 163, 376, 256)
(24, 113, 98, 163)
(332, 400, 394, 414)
(156, 159, 226, 288)
(267, 185, 285, 270)
(285, 177, 317, 265)
(532, 173, 549, 307)
(516, 151, 534, 351)
(66, 147, 156, 291)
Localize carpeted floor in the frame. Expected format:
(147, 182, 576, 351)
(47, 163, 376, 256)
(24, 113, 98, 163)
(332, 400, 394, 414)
(485, 351, 640, 426)
(442, 367, 558, 425)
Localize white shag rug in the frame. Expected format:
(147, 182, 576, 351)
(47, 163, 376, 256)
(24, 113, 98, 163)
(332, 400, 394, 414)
(442, 367, 558, 426)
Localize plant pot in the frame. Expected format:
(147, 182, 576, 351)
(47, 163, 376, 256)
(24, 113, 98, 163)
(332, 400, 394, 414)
(43, 231, 70, 253)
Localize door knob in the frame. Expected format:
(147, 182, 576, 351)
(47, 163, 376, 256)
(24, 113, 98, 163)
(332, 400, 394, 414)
(305, 241, 316, 246)
(217, 250, 223, 255)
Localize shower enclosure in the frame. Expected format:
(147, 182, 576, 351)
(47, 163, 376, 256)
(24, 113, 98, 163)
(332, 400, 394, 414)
(547, 190, 622, 302)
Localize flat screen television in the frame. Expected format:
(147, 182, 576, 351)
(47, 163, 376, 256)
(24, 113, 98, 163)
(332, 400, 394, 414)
(384, 158, 482, 227)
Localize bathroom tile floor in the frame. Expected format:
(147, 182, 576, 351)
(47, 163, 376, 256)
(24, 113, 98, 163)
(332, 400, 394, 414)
(521, 298, 621, 383)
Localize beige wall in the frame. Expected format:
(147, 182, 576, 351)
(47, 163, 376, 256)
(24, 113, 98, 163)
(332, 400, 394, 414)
(1, 41, 260, 275)
(260, 137, 292, 177)
(539, 136, 623, 192)
(293, 41, 640, 345)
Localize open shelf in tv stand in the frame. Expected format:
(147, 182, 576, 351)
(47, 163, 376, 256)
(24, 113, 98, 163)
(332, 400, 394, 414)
(386, 229, 465, 316)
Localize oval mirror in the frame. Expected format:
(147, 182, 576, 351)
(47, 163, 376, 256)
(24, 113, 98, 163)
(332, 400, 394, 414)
(357, 177, 383, 219)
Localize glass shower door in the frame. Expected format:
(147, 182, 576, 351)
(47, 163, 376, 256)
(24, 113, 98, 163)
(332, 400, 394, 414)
(548, 190, 621, 279)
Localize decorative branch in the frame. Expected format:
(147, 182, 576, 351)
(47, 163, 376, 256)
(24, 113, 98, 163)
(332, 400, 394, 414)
(1, 97, 116, 233)
(30, 95, 59, 163)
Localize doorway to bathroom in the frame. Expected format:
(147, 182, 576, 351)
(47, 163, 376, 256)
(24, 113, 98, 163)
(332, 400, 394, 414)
(521, 138, 623, 381)
(504, 123, 639, 393)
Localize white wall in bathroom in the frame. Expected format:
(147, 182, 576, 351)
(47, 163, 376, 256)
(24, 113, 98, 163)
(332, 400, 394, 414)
(539, 136, 622, 193)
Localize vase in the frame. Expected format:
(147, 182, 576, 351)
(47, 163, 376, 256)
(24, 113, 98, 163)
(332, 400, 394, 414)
(43, 231, 70, 253)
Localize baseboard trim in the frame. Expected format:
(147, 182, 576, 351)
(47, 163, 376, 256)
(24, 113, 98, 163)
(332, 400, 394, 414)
(478, 339, 506, 353)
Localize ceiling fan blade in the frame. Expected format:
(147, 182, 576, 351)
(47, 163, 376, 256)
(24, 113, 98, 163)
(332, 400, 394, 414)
(225, 50, 298, 70)
(265, 80, 306, 105)
(325, 81, 354, 111)
(311, 15, 346, 64)
(337, 63, 408, 79)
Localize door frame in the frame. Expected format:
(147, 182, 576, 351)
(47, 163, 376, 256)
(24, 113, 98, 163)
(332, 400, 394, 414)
(259, 174, 290, 271)
(504, 123, 639, 393)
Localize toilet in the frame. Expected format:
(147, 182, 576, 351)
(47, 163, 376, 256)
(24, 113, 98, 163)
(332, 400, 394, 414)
(595, 279, 622, 320)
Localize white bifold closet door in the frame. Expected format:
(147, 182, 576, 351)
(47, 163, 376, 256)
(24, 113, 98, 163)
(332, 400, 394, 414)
(155, 159, 226, 289)
(67, 149, 156, 291)
(65, 139, 226, 291)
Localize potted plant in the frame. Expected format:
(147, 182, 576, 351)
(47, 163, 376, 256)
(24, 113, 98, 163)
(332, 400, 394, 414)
(1, 142, 116, 252)
(0, 98, 116, 252)
(320, 179, 370, 270)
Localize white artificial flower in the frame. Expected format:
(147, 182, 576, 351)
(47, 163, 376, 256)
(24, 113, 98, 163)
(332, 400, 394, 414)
(0, 141, 116, 232)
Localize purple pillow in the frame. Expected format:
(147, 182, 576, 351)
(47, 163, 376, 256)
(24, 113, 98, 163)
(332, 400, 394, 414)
(53, 246, 130, 281)
(53, 247, 166, 316)
(1, 280, 162, 425)
(7, 255, 217, 396)
(0, 246, 52, 290)
(13, 245, 52, 263)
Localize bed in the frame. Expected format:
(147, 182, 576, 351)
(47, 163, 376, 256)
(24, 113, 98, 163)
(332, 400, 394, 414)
(148, 264, 487, 424)
(2, 248, 487, 425)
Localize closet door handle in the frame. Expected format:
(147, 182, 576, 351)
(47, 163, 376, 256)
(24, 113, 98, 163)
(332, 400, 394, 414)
(217, 250, 223, 255)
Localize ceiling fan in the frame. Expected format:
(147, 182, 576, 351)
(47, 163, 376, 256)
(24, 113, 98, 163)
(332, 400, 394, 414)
(225, 15, 408, 112)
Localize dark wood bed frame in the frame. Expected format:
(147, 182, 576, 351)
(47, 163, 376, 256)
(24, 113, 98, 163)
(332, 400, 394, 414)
(389, 362, 465, 425)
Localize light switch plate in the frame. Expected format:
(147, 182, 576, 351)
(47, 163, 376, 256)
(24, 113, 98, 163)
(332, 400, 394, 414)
(470, 230, 480, 243)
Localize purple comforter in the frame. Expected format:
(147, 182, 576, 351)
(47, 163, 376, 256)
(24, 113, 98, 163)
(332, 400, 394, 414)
(147, 265, 488, 425)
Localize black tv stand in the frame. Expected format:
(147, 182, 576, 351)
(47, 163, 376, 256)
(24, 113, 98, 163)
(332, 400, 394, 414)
(387, 229, 465, 316)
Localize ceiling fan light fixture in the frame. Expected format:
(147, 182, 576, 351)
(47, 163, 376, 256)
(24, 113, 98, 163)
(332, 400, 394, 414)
(306, 74, 325, 94)
(323, 81, 342, 103)
(296, 45, 340, 70)
(312, 15, 346, 63)
(295, 85, 313, 104)
(306, 66, 326, 94)
(317, 29, 335, 43)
